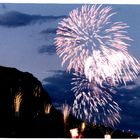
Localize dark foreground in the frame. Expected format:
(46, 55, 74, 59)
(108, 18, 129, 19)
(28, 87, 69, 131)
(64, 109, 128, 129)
(0, 66, 139, 138)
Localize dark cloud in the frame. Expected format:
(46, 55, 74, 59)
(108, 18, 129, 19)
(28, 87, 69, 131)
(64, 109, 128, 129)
(43, 70, 74, 108)
(38, 28, 58, 55)
(0, 11, 67, 27)
(116, 85, 140, 135)
(39, 28, 57, 47)
(40, 28, 56, 35)
(38, 45, 56, 55)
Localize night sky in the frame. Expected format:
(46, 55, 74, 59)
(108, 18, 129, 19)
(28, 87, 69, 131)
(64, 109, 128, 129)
(0, 3, 140, 135)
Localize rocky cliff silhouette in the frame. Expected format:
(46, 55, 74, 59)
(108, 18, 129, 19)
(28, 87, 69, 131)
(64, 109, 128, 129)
(0, 66, 139, 138)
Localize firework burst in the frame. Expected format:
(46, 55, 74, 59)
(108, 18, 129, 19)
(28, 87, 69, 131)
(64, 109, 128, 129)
(72, 72, 121, 127)
(55, 5, 132, 73)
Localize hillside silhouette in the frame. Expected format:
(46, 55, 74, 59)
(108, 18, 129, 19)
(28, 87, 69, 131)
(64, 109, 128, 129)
(0, 66, 139, 138)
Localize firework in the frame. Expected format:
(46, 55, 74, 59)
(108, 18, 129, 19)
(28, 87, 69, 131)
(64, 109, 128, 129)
(55, 4, 140, 127)
(14, 91, 23, 114)
(62, 103, 71, 125)
(81, 122, 86, 132)
(55, 5, 132, 73)
(72, 72, 121, 127)
(84, 46, 140, 85)
(33, 85, 41, 97)
(44, 104, 52, 114)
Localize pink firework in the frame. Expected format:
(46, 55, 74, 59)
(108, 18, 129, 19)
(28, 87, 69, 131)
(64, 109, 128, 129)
(55, 5, 132, 72)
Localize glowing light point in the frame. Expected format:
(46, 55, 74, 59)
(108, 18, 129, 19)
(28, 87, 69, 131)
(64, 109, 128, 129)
(81, 122, 86, 132)
(70, 128, 79, 138)
(104, 134, 111, 139)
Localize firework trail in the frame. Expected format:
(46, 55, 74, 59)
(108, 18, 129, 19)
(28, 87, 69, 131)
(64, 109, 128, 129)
(44, 104, 52, 114)
(62, 103, 71, 125)
(81, 122, 86, 132)
(14, 91, 23, 114)
(55, 5, 133, 73)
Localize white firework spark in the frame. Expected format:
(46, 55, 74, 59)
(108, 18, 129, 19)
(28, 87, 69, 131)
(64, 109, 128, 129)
(84, 46, 140, 85)
(72, 72, 121, 127)
(55, 5, 132, 73)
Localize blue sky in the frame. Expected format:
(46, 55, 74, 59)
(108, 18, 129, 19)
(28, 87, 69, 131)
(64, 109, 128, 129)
(0, 3, 140, 135)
